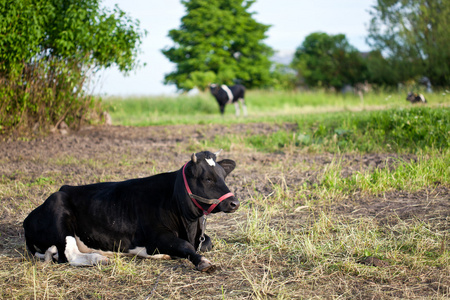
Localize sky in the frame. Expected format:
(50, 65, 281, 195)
(96, 0, 375, 96)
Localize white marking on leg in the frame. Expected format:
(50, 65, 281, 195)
(128, 247, 171, 260)
(205, 158, 215, 166)
(221, 85, 234, 103)
(76, 237, 170, 260)
(44, 246, 57, 262)
(234, 102, 240, 116)
(64, 236, 109, 266)
(75, 235, 114, 257)
(240, 99, 248, 116)
(34, 245, 57, 262)
(34, 251, 45, 260)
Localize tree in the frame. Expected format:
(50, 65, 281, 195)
(364, 50, 399, 86)
(0, 0, 144, 75)
(162, 0, 273, 91)
(0, 0, 145, 133)
(291, 32, 367, 90)
(367, 0, 450, 87)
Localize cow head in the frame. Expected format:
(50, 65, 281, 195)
(185, 151, 239, 214)
(209, 83, 219, 95)
(406, 92, 427, 103)
(209, 84, 226, 114)
(406, 92, 416, 102)
(209, 83, 219, 93)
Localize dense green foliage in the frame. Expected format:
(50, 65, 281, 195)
(367, 0, 450, 86)
(162, 0, 273, 91)
(291, 32, 367, 89)
(0, 0, 145, 134)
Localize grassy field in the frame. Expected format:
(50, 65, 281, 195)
(103, 89, 449, 126)
(1, 90, 449, 299)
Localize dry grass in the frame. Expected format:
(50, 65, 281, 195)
(0, 122, 449, 299)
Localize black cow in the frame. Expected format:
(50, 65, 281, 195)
(23, 151, 239, 272)
(210, 84, 247, 116)
(406, 92, 427, 103)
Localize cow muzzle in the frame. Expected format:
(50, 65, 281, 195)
(183, 162, 238, 215)
(220, 196, 240, 213)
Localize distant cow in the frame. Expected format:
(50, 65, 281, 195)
(406, 92, 427, 103)
(23, 151, 239, 272)
(210, 84, 247, 116)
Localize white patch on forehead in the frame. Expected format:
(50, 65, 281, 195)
(205, 158, 216, 166)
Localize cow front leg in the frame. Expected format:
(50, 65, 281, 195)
(240, 98, 248, 116)
(234, 102, 240, 116)
(157, 235, 216, 273)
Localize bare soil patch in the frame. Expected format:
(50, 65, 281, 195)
(1, 123, 448, 299)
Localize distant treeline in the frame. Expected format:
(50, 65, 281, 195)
(163, 0, 449, 92)
(1, 0, 448, 135)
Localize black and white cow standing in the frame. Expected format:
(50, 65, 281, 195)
(210, 84, 248, 116)
(406, 92, 427, 103)
(23, 151, 239, 273)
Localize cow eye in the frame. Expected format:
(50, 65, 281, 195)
(206, 177, 213, 183)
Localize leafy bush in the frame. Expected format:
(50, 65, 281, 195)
(0, 0, 145, 135)
(0, 59, 99, 134)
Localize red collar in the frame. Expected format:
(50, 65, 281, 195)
(182, 162, 234, 215)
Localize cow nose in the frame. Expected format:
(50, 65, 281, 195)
(229, 199, 240, 210)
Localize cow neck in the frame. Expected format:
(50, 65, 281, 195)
(182, 162, 234, 216)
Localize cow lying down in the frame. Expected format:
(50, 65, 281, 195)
(406, 92, 427, 103)
(23, 151, 239, 273)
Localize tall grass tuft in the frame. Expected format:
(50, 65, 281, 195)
(322, 149, 450, 194)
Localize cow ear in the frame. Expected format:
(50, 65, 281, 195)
(218, 159, 236, 176)
(191, 153, 198, 164)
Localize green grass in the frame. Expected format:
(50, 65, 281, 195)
(319, 149, 450, 194)
(103, 91, 449, 155)
(192, 106, 449, 155)
(246, 106, 450, 153)
(102, 90, 449, 126)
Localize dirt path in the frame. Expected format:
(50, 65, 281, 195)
(2, 123, 448, 236)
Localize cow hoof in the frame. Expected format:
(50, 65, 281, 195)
(199, 263, 217, 273)
(197, 258, 217, 273)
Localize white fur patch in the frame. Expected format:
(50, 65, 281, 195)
(205, 158, 215, 166)
(234, 102, 240, 116)
(35, 245, 58, 262)
(221, 85, 234, 103)
(64, 236, 109, 266)
(128, 247, 171, 260)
